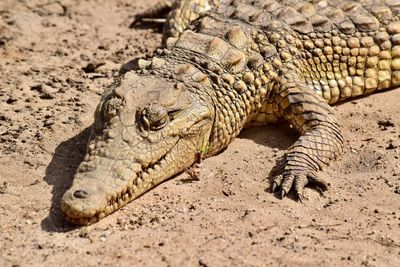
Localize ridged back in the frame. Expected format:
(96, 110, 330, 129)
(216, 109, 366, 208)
(218, 0, 399, 33)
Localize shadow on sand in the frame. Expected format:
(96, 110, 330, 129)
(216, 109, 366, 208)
(237, 123, 297, 151)
(237, 123, 299, 198)
(41, 127, 92, 232)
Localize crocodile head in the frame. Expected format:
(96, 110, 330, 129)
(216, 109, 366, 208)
(61, 72, 214, 225)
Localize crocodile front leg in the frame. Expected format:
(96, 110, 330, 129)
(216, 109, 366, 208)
(270, 75, 344, 199)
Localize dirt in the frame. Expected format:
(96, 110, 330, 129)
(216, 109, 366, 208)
(0, 1, 399, 266)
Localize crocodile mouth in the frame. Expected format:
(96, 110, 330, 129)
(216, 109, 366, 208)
(61, 139, 179, 226)
(61, 116, 212, 225)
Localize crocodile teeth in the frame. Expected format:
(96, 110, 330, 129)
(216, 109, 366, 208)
(142, 172, 151, 183)
(137, 177, 144, 187)
(153, 164, 161, 172)
(105, 205, 113, 215)
(147, 167, 156, 176)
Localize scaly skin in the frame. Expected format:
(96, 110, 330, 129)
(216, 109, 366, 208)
(61, 0, 400, 225)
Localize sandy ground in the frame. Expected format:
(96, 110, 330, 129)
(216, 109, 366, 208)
(0, 0, 399, 266)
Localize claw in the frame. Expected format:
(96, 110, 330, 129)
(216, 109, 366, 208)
(280, 174, 294, 195)
(270, 170, 327, 200)
(297, 193, 304, 203)
(279, 189, 286, 199)
(271, 174, 283, 192)
(271, 182, 278, 192)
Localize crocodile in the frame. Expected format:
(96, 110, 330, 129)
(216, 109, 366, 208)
(61, 0, 400, 225)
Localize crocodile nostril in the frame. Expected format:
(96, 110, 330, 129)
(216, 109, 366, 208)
(73, 189, 89, 199)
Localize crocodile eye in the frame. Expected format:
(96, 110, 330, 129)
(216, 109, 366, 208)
(103, 97, 123, 121)
(141, 103, 169, 131)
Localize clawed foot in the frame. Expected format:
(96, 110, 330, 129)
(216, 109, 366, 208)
(270, 171, 328, 201)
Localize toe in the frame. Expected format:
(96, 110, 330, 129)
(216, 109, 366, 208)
(294, 174, 308, 200)
(271, 174, 284, 192)
(279, 189, 286, 199)
(270, 170, 329, 200)
(280, 174, 295, 196)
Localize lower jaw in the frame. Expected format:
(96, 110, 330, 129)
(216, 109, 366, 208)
(69, 205, 132, 225)
(64, 214, 99, 226)
(63, 193, 137, 226)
